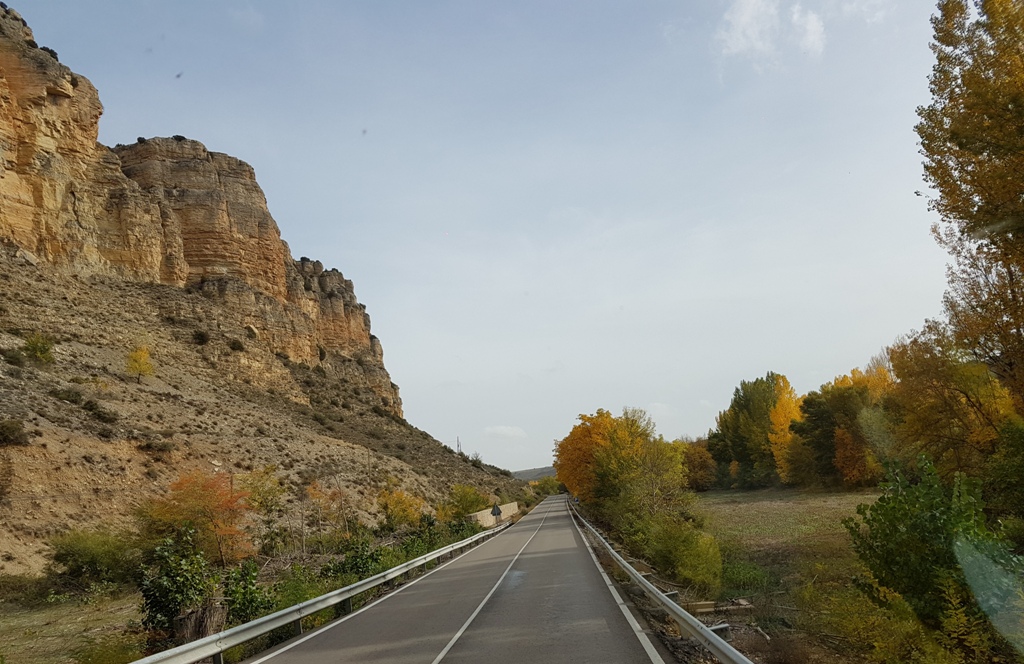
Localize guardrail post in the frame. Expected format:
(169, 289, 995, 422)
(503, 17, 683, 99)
(293, 618, 303, 636)
(213, 654, 224, 664)
(342, 597, 353, 614)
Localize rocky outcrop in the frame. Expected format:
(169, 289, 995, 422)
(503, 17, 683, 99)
(0, 7, 174, 283)
(0, 6, 401, 414)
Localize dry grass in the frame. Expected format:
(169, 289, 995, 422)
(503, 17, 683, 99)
(697, 488, 880, 664)
(0, 593, 141, 664)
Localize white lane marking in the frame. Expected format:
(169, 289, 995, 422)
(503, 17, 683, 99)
(430, 502, 554, 664)
(245, 516, 530, 664)
(568, 499, 665, 664)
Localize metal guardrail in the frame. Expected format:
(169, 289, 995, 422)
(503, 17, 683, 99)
(570, 503, 755, 664)
(132, 522, 512, 664)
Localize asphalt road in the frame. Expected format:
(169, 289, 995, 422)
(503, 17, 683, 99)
(244, 496, 665, 664)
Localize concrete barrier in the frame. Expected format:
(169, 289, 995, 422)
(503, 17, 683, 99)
(466, 501, 519, 527)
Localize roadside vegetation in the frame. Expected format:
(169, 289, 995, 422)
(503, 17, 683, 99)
(558, 3, 1024, 662)
(0, 470, 544, 664)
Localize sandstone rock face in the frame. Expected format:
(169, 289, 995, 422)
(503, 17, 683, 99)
(0, 7, 401, 414)
(0, 7, 175, 284)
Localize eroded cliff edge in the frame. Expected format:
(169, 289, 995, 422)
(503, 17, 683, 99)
(0, 6, 400, 413)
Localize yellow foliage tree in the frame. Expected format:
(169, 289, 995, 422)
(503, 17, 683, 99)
(377, 487, 426, 533)
(768, 374, 803, 484)
(439, 484, 489, 521)
(553, 409, 615, 501)
(126, 344, 155, 383)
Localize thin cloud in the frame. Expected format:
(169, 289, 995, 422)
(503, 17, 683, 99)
(791, 5, 826, 55)
(716, 0, 781, 58)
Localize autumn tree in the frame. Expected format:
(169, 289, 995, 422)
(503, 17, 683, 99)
(768, 374, 803, 484)
(888, 323, 1017, 478)
(126, 344, 155, 383)
(556, 407, 717, 592)
(789, 368, 891, 488)
(138, 471, 252, 566)
(439, 484, 489, 521)
(678, 438, 717, 491)
(917, 0, 1024, 249)
(918, 0, 1024, 411)
(376, 487, 427, 534)
(553, 409, 615, 501)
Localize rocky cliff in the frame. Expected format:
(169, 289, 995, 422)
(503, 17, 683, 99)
(0, 5, 400, 412)
(0, 6, 526, 577)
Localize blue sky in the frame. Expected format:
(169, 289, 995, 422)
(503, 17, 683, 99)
(23, 1, 948, 470)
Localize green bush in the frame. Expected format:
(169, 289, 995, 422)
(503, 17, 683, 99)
(273, 564, 326, 611)
(49, 529, 138, 587)
(644, 516, 722, 597)
(224, 560, 274, 625)
(844, 460, 1021, 662)
(844, 461, 987, 628)
(50, 387, 84, 404)
(720, 556, 773, 596)
(82, 399, 119, 423)
(0, 419, 29, 446)
(22, 333, 54, 364)
(140, 531, 218, 631)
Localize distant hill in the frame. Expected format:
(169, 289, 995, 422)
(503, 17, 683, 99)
(514, 466, 556, 481)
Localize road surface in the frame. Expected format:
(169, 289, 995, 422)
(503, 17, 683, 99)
(243, 496, 665, 664)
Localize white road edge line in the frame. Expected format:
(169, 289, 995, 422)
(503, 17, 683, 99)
(568, 498, 666, 664)
(430, 500, 554, 664)
(245, 518, 522, 664)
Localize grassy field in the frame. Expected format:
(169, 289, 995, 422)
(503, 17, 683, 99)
(0, 592, 143, 664)
(697, 488, 967, 664)
(699, 488, 877, 596)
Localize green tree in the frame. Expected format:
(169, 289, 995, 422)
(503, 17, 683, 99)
(708, 373, 779, 487)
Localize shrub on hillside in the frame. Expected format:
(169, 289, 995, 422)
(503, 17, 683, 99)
(2, 348, 25, 366)
(82, 399, 119, 423)
(50, 387, 84, 404)
(0, 419, 29, 446)
(22, 333, 54, 364)
(49, 529, 139, 587)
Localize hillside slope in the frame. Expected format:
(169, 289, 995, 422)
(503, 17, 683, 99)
(0, 5, 522, 575)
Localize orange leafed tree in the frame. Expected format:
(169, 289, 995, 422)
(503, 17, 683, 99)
(553, 409, 615, 502)
(139, 470, 252, 565)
